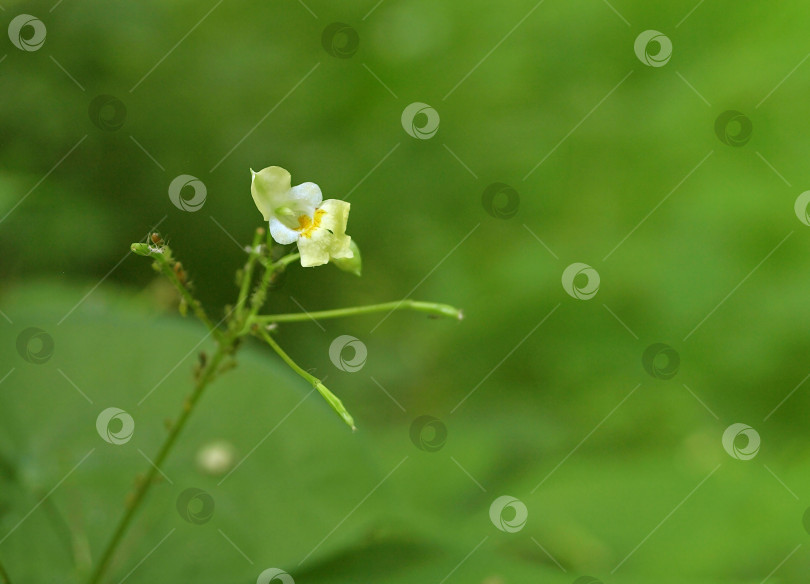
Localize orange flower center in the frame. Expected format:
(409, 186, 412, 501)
(296, 209, 326, 239)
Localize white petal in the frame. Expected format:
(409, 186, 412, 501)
(289, 182, 323, 216)
(269, 218, 299, 245)
(251, 166, 292, 221)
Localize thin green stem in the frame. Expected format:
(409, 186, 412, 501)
(256, 327, 316, 384)
(153, 253, 221, 340)
(254, 234, 298, 271)
(270, 252, 300, 271)
(251, 299, 463, 325)
(254, 327, 355, 430)
(234, 228, 266, 319)
(95, 238, 254, 583)
(109, 230, 461, 583)
(87, 345, 227, 584)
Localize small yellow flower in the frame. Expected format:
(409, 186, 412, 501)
(251, 166, 354, 267)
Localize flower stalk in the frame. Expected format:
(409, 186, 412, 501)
(88, 165, 462, 583)
(254, 326, 355, 430)
(250, 300, 463, 325)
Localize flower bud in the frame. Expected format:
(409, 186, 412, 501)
(331, 240, 362, 276)
(131, 243, 151, 256)
(315, 382, 355, 430)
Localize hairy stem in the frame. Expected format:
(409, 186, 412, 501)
(153, 253, 221, 340)
(91, 240, 286, 584)
(248, 250, 298, 318)
(103, 232, 462, 582)
(234, 228, 266, 319)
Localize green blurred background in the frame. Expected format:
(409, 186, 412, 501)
(2, 0, 810, 582)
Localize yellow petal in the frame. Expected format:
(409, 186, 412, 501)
(297, 199, 353, 267)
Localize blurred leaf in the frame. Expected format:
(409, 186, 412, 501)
(0, 283, 389, 582)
